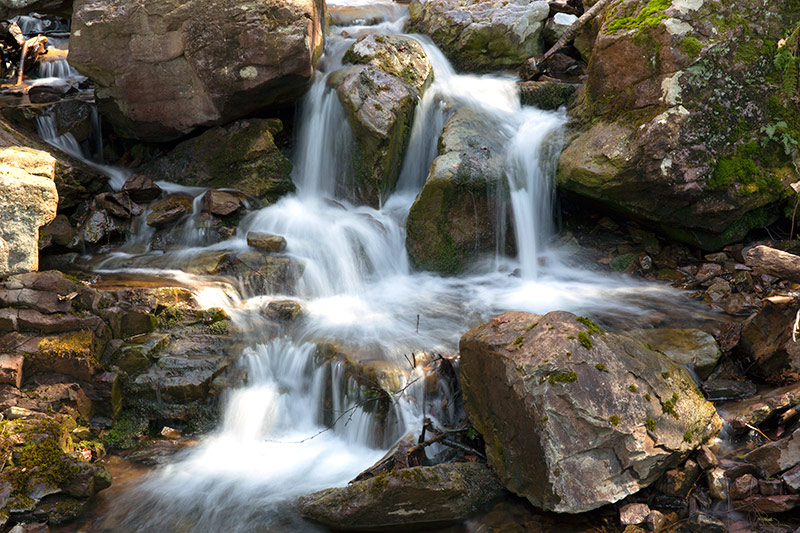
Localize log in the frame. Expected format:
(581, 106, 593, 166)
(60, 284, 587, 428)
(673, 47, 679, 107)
(540, 0, 614, 62)
(745, 245, 800, 284)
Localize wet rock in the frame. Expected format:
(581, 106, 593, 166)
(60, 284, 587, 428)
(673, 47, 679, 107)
(696, 445, 718, 470)
(74, 209, 128, 246)
(0, 147, 58, 275)
(343, 33, 433, 92)
(264, 300, 302, 321)
(556, 0, 800, 250)
(658, 460, 701, 499)
(735, 494, 800, 513)
(459, 311, 722, 513)
(619, 502, 650, 526)
(160, 426, 180, 439)
(0, 354, 23, 388)
(704, 278, 731, 304)
(39, 214, 75, 249)
(740, 296, 800, 377)
(202, 190, 245, 216)
(638, 329, 721, 380)
(51, 100, 93, 143)
(0, 0, 72, 17)
(69, 0, 325, 141)
(140, 119, 293, 202)
(246, 232, 287, 253)
(522, 53, 586, 83)
(720, 382, 800, 430)
(126, 353, 223, 404)
(730, 473, 759, 500)
(297, 463, 506, 529)
(95, 191, 142, 219)
(406, 108, 511, 274)
(702, 379, 757, 401)
(759, 479, 783, 496)
(518, 80, 577, 110)
(101, 306, 157, 339)
(743, 427, 800, 477)
(724, 293, 762, 315)
(645, 510, 667, 531)
(146, 194, 193, 227)
(6, 329, 106, 382)
(682, 513, 726, 533)
(406, 0, 549, 72)
(706, 468, 728, 501)
(121, 174, 161, 203)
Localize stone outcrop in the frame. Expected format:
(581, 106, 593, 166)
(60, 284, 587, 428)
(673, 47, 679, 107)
(139, 119, 293, 202)
(406, 0, 549, 72)
(406, 108, 511, 274)
(459, 311, 722, 513)
(69, 0, 326, 141)
(0, 148, 58, 276)
(330, 34, 432, 206)
(557, 0, 800, 250)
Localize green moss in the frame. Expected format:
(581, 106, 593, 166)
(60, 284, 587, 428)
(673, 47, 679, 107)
(576, 316, 604, 334)
(683, 431, 693, 443)
(548, 371, 578, 385)
(513, 335, 525, 347)
(661, 371, 671, 379)
(629, 384, 638, 392)
(157, 307, 184, 330)
(37, 330, 94, 361)
(371, 470, 389, 491)
(578, 331, 593, 350)
(206, 320, 231, 335)
(595, 363, 606, 371)
(679, 37, 704, 58)
(645, 417, 656, 431)
(645, 393, 652, 401)
(101, 411, 148, 450)
(662, 392, 680, 419)
(606, 0, 671, 34)
(709, 141, 784, 195)
(609, 414, 621, 426)
(17, 439, 81, 487)
(526, 322, 538, 330)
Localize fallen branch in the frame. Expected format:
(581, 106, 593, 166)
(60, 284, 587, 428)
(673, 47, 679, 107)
(541, 0, 614, 62)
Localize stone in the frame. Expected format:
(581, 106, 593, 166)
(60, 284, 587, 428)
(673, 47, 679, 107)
(730, 473, 759, 500)
(619, 502, 650, 526)
(724, 293, 762, 315)
(297, 463, 506, 529)
(52, 100, 93, 143)
(406, 0, 550, 72)
(459, 311, 722, 513)
(0, 354, 23, 388)
(246, 232, 287, 253)
(782, 463, 800, 492)
(343, 33, 433, 92)
(743, 428, 800, 477)
(160, 426, 180, 439)
(556, 0, 800, 250)
(264, 300, 302, 321)
(683, 513, 726, 533)
(740, 296, 800, 377)
(705, 279, 732, 304)
(95, 191, 142, 219)
(0, 147, 58, 275)
(146, 194, 193, 227)
(4, 329, 106, 382)
(69, 0, 325, 141)
(735, 494, 800, 513)
(543, 12, 578, 46)
(39, 214, 75, 249)
(518, 80, 577, 110)
(637, 329, 721, 380)
(101, 306, 157, 339)
(140, 119, 293, 202)
(126, 354, 222, 404)
(0, 0, 72, 17)
(706, 468, 728, 501)
(759, 479, 783, 496)
(406, 108, 512, 274)
(721, 382, 800, 431)
(121, 174, 161, 203)
(202, 190, 245, 217)
(696, 445, 718, 470)
(645, 510, 667, 531)
(657, 460, 701, 499)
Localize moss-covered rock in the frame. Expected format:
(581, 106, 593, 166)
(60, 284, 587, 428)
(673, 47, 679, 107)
(406, 0, 550, 72)
(406, 108, 511, 274)
(557, 0, 800, 250)
(518, 80, 578, 110)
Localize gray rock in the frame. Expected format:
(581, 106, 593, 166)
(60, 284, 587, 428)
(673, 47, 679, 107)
(619, 502, 649, 525)
(246, 232, 287, 253)
(743, 427, 800, 477)
(636, 329, 721, 380)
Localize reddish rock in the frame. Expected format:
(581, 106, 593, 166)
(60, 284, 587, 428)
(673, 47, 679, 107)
(122, 174, 162, 203)
(729, 474, 759, 500)
(146, 194, 193, 227)
(203, 190, 245, 216)
(735, 494, 800, 513)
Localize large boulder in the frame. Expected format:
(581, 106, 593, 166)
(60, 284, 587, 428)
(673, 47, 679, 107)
(139, 119, 293, 202)
(69, 0, 325, 141)
(739, 296, 800, 378)
(297, 463, 506, 530)
(459, 311, 722, 513)
(0, 147, 58, 276)
(557, 0, 800, 250)
(330, 34, 432, 206)
(406, 0, 549, 72)
(406, 107, 510, 274)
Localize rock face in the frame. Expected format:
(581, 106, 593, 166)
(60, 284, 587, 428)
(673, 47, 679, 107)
(140, 119, 293, 202)
(557, 0, 800, 250)
(297, 463, 506, 530)
(330, 34, 432, 206)
(459, 311, 722, 513)
(740, 296, 800, 378)
(69, 0, 325, 141)
(0, 148, 58, 276)
(406, 108, 510, 274)
(0, 0, 72, 17)
(406, 0, 549, 72)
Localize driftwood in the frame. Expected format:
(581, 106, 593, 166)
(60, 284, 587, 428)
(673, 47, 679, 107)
(745, 245, 800, 284)
(541, 0, 614, 62)
(1, 23, 48, 84)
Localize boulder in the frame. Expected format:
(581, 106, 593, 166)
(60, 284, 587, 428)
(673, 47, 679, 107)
(121, 174, 161, 203)
(297, 463, 506, 529)
(557, 0, 800, 250)
(330, 34, 431, 206)
(0, 147, 58, 276)
(518, 80, 577, 110)
(406, 0, 549, 72)
(742, 427, 800, 477)
(634, 329, 721, 380)
(0, 354, 23, 388)
(39, 214, 75, 249)
(202, 190, 245, 216)
(719, 381, 800, 431)
(51, 100, 93, 143)
(246, 232, 287, 253)
(139, 119, 293, 202)
(146, 194, 194, 228)
(69, 0, 325, 141)
(739, 296, 800, 378)
(406, 108, 510, 274)
(459, 311, 722, 513)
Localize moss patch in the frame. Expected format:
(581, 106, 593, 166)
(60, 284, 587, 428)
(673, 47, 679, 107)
(548, 371, 578, 385)
(606, 0, 671, 34)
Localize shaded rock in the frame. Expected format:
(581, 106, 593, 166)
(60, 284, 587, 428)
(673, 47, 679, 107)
(696, 445, 718, 470)
(406, 0, 549, 72)
(706, 468, 728, 501)
(406, 108, 511, 274)
(146, 194, 193, 228)
(741, 296, 800, 378)
(0, 354, 23, 388)
(69, 0, 325, 141)
(657, 460, 701, 498)
(782, 463, 800, 492)
(246, 232, 287, 253)
(746, 245, 800, 285)
(39, 214, 75, 249)
(0, 0, 72, 17)
(0, 147, 58, 275)
(730, 473, 759, 500)
(637, 329, 721, 380)
(121, 174, 161, 203)
(742, 427, 800, 477)
(735, 494, 800, 513)
(518, 80, 577, 110)
(543, 12, 578, 46)
(459, 311, 722, 513)
(682, 513, 726, 533)
(759, 479, 783, 496)
(140, 119, 293, 202)
(101, 306, 157, 339)
(95, 191, 142, 219)
(720, 381, 800, 431)
(702, 379, 757, 402)
(74, 209, 128, 246)
(297, 463, 506, 530)
(51, 100, 93, 143)
(556, 0, 800, 250)
(202, 190, 245, 216)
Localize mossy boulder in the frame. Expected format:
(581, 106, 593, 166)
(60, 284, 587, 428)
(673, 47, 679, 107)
(558, 0, 800, 250)
(459, 311, 722, 513)
(297, 462, 506, 530)
(406, 108, 511, 274)
(406, 0, 550, 72)
(330, 34, 432, 206)
(140, 119, 294, 203)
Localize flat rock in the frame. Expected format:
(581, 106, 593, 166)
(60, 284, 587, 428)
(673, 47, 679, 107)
(742, 427, 800, 477)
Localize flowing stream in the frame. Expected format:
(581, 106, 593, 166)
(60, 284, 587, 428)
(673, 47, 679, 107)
(30, 2, 702, 531)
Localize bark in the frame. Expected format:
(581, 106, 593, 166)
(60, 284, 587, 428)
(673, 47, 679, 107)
(541, 0, 613, 62)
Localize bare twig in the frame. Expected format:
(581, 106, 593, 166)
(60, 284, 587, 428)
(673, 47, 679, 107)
(541, 0, 614, 62)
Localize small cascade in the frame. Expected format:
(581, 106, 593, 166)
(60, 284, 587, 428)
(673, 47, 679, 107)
(37, 58, 78, 79)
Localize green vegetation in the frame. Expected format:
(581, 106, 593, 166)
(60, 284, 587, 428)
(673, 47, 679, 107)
(606, 0, 671, 34)
(513, 336, 525, 347)
(101, 411, 148, 450)
(548, 371, 578, 385)
(578, 331, 593, 350)
(683, 431, 693, 443)
(609, 414, 620, 426)
(595, 363, 606, 371)
(662, 393, 680, 418)
(576, 316, 604, 335)
(709, 141, 784, 194)
(645, 418, 656, 431)
(679, 37, 704, 58)
(629, 384, 638, 392)
(644, 393, 652, 402)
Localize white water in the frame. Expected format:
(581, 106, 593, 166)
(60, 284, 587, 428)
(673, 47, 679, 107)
(30, 2, 702, 530)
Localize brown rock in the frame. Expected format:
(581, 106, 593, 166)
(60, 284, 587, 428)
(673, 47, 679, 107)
(619, 502, 650, 526)
(658, 460, 702, 499)
(742, 428, 800, 477)
(264, 300, 301, 321)
(122, 174, 162, 203)
(247, 232, 287, 253)
(746, 245, 800, 284)
(782, 463, 800, 492)
(706, 468, 728, 501)
(697, 445, 719, 470)
(203, 190, 245, 216)
(39, 214, 75, 248)
(721, 382, 800, 430)
(735, 494, 800, 513)
(0, 354, 23, 388)
(146, 194, 193, 227)
(759, 479, 783, 496)
(730, 473, 759, 500)
(740, 296, 800, 377)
